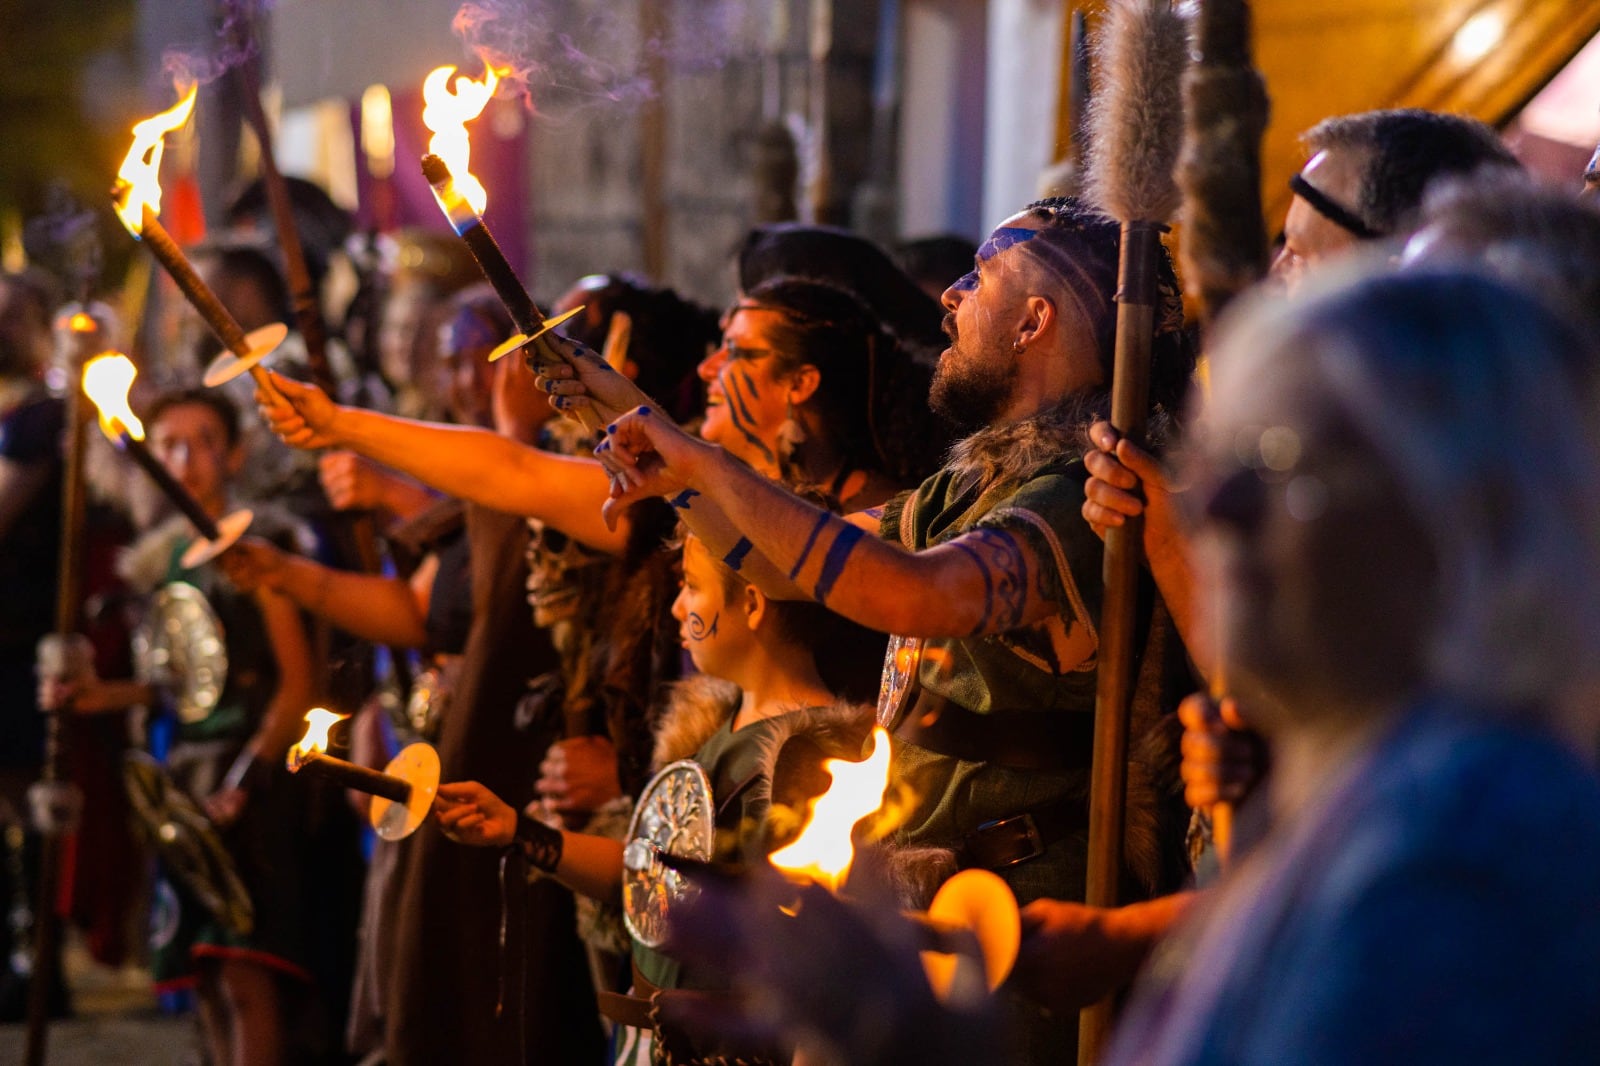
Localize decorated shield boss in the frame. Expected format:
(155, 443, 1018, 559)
(622, 759, 714, 949)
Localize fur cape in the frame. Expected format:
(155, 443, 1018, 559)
(941, 393, 1107, 503)
(650, 675, 874, 809)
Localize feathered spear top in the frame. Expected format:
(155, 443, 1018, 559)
(1087, 0, 1190, 227)
(1078, 5, 1191, 1061)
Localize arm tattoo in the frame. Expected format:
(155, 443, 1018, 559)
(949, 528, 1029, 636)
(723, 537, 754, 571)
(813, 524, 865, 606)
(788, 513, 832, 581)
(669, 488, 701, 511)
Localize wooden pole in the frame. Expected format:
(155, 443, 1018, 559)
(1176, 0, 1271, 857)
(235, 53, 335, 393)
(23, 312, 99, 1066)
(1079, 222, 1161, 1060)
(1078, 1, 1188, 1058)
(639, 0, 670, 280)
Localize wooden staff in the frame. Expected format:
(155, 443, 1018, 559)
(235, 52, 335, 393)
(1080, 2, 1189, 1061)
(1175, 0, 1271, 857)
(24, 311, 100, 1066)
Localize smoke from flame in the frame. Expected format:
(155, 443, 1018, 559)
(113, 85, 198, 235)
(768, 727, 893, 893)
(448, 1, 752, 117)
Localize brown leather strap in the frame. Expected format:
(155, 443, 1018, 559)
(895, 689, 1095, 771)
(597, 989, 657, 1030)
(961, 793, 1088, 870)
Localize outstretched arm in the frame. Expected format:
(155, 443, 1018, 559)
(256, 371, 629, 555)
(435, 781, 624, 903)
(219, 536, 433, 648)
(598, 408, 1058, 638)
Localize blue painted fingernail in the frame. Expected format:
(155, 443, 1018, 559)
(606, 423, 617, 433)
(639, 406, 652, 417)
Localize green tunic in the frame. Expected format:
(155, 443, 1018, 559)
(880, 451, 1105, 905)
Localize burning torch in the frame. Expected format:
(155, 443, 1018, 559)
(286, 709, 439, 841)
(642, 727, 1022, 1007)
(416, 64, 596, 428)
(110, 85, 288, 399)
(80, 353, 254, 567)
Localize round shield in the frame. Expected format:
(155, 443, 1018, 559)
(876, 635, 924, 729)
(622, 759, 715, 949)
(123, 751, 253, 937)
(135, 582, 227, 725)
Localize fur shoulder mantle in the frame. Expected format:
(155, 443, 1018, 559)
(649, 676, 874, 806)
(651, 675, 742, 770)
(942, 393, 1105, 495)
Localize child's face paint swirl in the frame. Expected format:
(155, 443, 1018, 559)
(673, 537, 747, 681)
(685, 611, 719, 641)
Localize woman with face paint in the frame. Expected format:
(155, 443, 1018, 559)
(434, 526, 872, 1065)
(696, 276, 938, 509)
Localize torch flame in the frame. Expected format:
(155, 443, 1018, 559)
(421, 63, 500, 213)
(287, 708, 349, 771)
(768, 727, 893, 892)
(81, 353, 145, 441)
(113, 84, 198, 235)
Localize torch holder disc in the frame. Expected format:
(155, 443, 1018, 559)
(202, 322, 290, 386)
(920, 868, 1021, 1004)
(370, 742, 440, 841)
(486, 305, 585, 363)
(179, 508, 254, 569)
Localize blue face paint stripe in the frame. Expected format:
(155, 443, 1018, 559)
(788, 513, 832, 582)
(723, 537, 754, 571)
(724, 366, 758, 426)
(737, 367, 760, 401)
(719, 370, 777, 464)
(976, 226, 1039, 261)
(950, 271, 978, 293)
(669, 489, 701, 510)
(949, 540, 995, 638)
(812, 524, 865, 606)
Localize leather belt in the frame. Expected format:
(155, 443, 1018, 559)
(961, 794, 1088, 870)
(895, 689, 1095, 772)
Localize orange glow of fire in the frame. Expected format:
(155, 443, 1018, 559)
(421, 62, 500, 213)
(81, 354, 145, 441)
(113, 84, 198, 235)
(287, 708, 349, 770)
(768, 727, 893, 892)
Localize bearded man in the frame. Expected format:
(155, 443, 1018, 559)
(592, 197, 1195, 1061)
